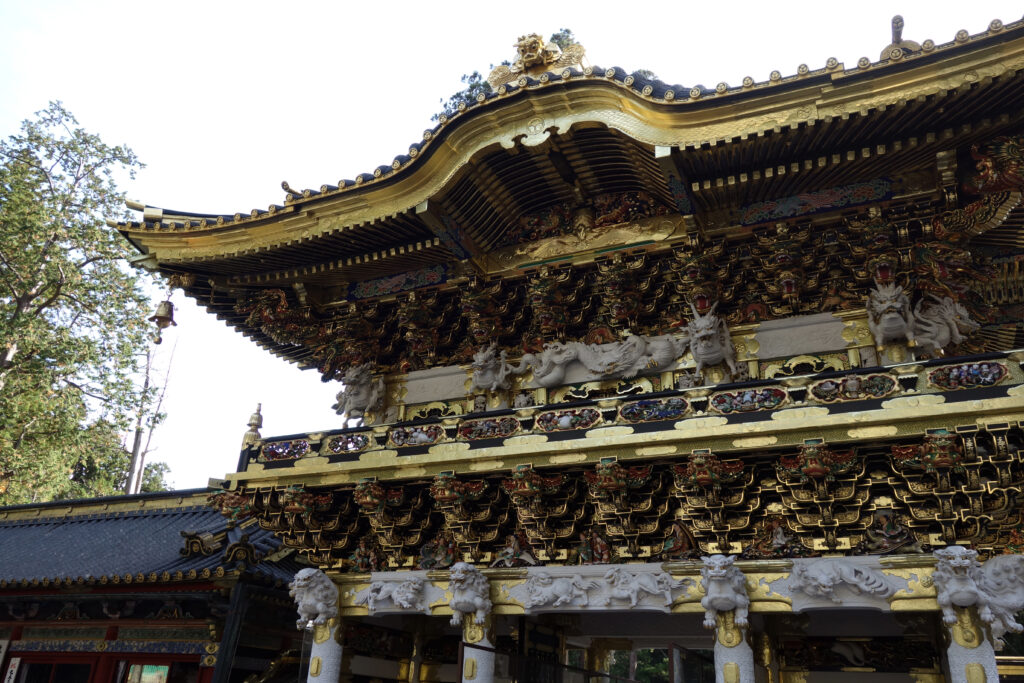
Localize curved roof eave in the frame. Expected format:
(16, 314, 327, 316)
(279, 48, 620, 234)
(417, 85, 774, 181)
(117, 19, 1024, 265)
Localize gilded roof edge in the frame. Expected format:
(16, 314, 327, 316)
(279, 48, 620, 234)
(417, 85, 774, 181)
(117, 16, 1024, 264)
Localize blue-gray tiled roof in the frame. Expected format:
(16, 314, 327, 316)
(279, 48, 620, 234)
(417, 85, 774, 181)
(0, 489, 300, 586)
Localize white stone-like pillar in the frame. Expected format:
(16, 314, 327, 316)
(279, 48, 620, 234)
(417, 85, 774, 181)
(699, 556, 754, 683)
(309, 619, 344, 682)
(944, 606, 999, 683)
(289, 568, 343, 683)
(931, 547, 1013, 683)
(461, 617, 496, 683)
(449, 563, 495, 683)
(713, 610, 755, 683)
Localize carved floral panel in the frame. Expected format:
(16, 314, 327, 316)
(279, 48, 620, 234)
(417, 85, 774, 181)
(709, 387, 787, 414)
(618, 397, 689, 423)
(324, 433, 371, 454)
(260, 440, 311, 461)
(387, 424, 445, 448)
(457, 416, 521, 441)
(535, 408, 602, 432)
(809, 374, 896, 403)
(927, 361, 1007, 391)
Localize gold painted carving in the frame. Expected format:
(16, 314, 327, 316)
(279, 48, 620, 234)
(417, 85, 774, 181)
(717, 610, 744, 648)
(463, 613, 493, 645)
(965, 662, 987, 683)
(841, 319, 873, 345)
(312, 622, 331, 644)
(309, 656, 322, 677)
(761, 353, 847, 378)
(723, 662, 740, 683)
(951, 606, 983, 649)
(464, 657, 477, 680)
(756, 632, 775, 683)
(488, 214, 686, 272)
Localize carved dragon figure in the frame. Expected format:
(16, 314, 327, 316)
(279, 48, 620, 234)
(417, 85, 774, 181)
(867, 280, 914, 349)
(469, 342, 514, 393)
(331, 362, 385, 425)
(510, 332, 689, 388)
(912, 294, 979, 356)
(685, 303, 738, 380)
(790, 559, 895, 603)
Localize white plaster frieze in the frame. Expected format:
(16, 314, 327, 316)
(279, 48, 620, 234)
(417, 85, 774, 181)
(754, 312, 847, 358)
(351, 570, 444, 615)
(767, 556, 906, 612)
(506, 563, 694, 614)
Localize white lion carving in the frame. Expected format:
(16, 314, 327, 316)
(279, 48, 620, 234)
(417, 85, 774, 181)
(790, 560, 895, 603)
(700, 555, 749, 629)
(449, 562, 492, 626)
(289, 568, 338, 630)
(934, 546, 1024, 648)
(603, 567, 693, 607)
(522, 572, 599, 609)
(357, 577, 425, 614)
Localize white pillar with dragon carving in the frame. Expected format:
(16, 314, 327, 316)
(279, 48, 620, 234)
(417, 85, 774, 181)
(290, 568, 344, 682)
(701, 556, 755, 683)
(930, 547, 1024, 683)
(449, 562, 495, 683)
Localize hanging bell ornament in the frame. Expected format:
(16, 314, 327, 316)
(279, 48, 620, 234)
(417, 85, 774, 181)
(148, 299, 177, 344)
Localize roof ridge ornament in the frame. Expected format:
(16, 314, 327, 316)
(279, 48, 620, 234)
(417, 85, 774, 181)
(487, 33, 587, 89)
(880, 15, 922, 61)
(242, 403, 263, 449)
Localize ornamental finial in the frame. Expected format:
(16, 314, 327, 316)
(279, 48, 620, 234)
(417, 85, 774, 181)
(880, 14, 922, 60)
(242, 403, 263, 449)
(487, 33, 587, 89)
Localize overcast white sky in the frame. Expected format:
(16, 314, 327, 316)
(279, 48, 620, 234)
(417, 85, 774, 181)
(1, 1, 1021, 490)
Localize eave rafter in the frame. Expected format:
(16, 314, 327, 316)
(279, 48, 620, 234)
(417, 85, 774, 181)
(121, 29, 1024, 271)
(225, 236, 446, 287)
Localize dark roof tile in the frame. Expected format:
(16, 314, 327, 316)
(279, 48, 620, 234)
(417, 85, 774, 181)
(0, 497, 300, 584)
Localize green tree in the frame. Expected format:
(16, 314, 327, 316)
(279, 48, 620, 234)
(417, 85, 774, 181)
(139, 462, 171, 493)
(434, 29, 578, 121)
(434, 70, 494, 122)
(0, 102, 161, 503)
(608, 649, 669, 682)
(549, 28, 576, 51)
